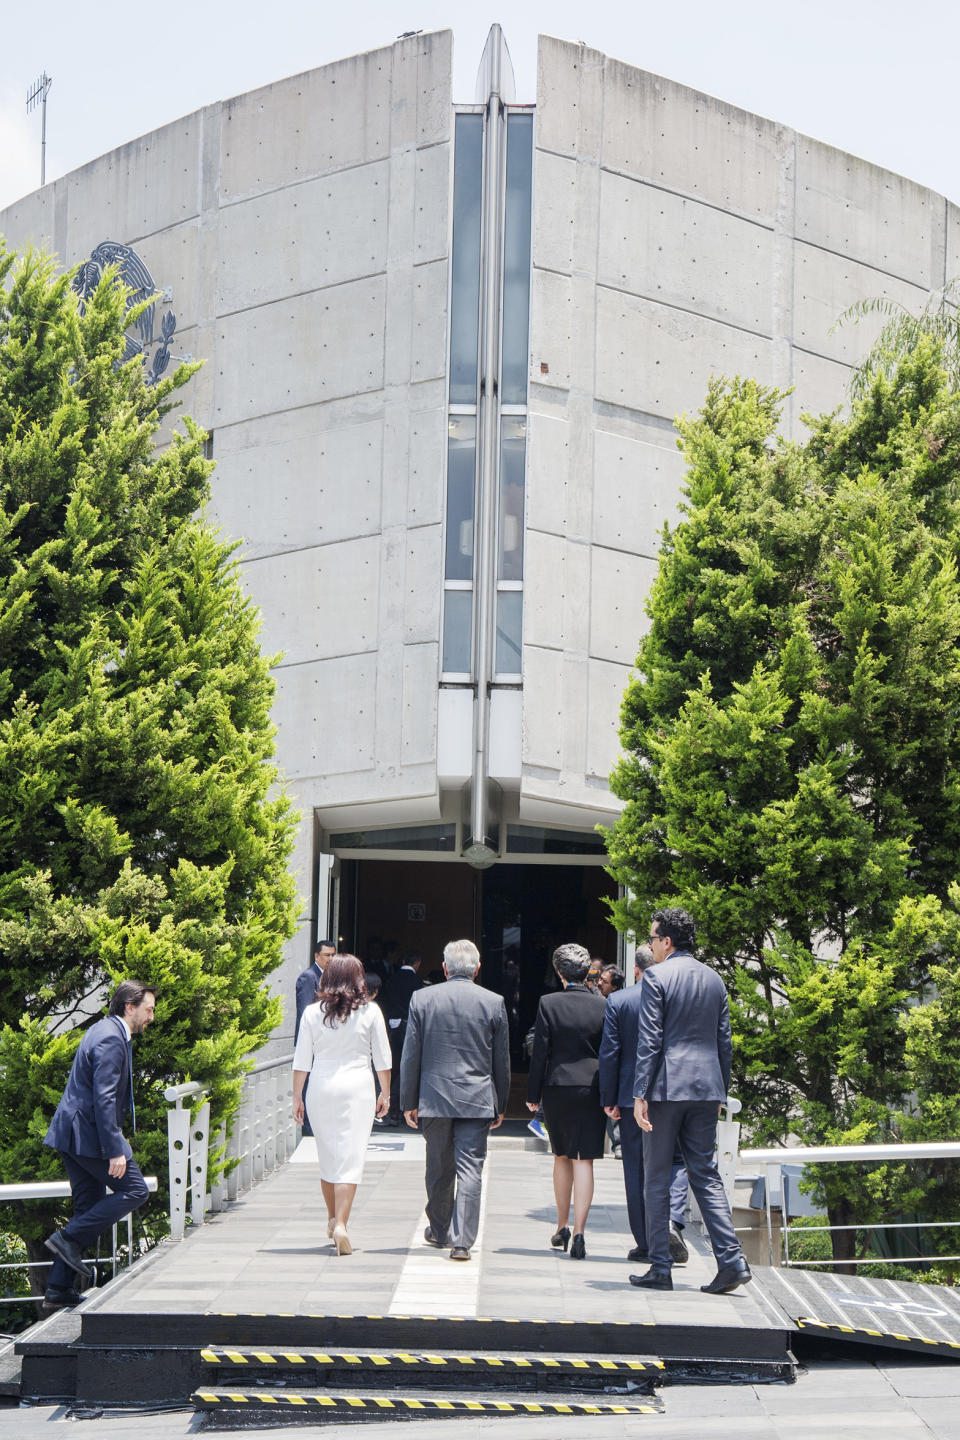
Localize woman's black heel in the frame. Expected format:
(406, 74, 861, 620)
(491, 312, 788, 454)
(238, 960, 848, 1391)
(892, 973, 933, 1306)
(550, 1226, 571, 1252)
(570, 1233, 586, 1259)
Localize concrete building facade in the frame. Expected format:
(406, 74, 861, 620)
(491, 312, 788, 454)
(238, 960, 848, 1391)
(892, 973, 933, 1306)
(1, 27, 953, 1044)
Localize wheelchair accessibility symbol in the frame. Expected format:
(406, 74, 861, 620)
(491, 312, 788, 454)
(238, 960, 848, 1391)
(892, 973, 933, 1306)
(828, 1294, 947, 1318)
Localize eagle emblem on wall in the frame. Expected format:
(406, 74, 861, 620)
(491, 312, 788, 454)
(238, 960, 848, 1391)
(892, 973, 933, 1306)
(73, 241, 178, 386)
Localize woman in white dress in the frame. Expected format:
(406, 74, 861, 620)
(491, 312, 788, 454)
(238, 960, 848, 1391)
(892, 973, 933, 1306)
(292, 955, 392, 1254)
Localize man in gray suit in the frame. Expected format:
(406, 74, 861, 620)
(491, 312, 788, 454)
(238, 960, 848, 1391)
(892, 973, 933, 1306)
(630, 908, 751, 1294)
(401, 939, 510, 1261)
(599, 945, 689, 1264)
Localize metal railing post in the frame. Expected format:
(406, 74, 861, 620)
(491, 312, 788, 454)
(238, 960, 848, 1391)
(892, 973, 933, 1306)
(189, 1099, 211, 1228)
(167, 1102, 191, 1241)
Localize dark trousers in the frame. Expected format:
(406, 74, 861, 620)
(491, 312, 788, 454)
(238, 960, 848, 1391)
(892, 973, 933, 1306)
(620, 1110, 688, 1250)
(421, 1117, 489, 1251)
(48, 1150, 150, 1290)
(642, 1101, 742, 1271)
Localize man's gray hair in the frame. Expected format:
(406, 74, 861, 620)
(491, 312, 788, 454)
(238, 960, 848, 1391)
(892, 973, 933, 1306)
(443, 938, 480, 978)
(636, 943, 655, 971)
(552, 942, 591, 983)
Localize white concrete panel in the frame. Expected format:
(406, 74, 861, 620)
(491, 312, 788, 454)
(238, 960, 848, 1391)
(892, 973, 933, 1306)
(219, 52, 393, 201)
(589, 548, 658, 665)
(525, 410, 572, 537)
(125, 222, 200, 331)
(0, 187, 55, 252)
(796, 139, 942, 285)
(216, 165, 389, 313)
(532, 151, 577, 276)
(401, 644, 439, 766)
(536, 36, 604, 161)
(794, 244, 931, 368)
(598, 174, 773, 334)
(407, 408, 446, 527)
(413, 31, 454, 148)
(791, 350, 854, 429)
(592, 429, 685, 556)
(64, 119, 200, 248)
(403, 525, 443, 643)
(595, 288, 774, 420)
(271, 652, 376, 778)
(525, 531, 590, 654)
(438, 688, 473, 786)
(530, 268, 573, 391)
(213, 276, 386, 426)
(242, 536, 380, 667)
(946, 202, 960, 280)
(414, 143, 451, 265)
(411, 260, 449, 383)
(489, 689, 522, 784)
(587, 658, 631, 781)
(522, 646, 563, 770)
(210, 414, 383, 559)
(599, 61, 782, 222)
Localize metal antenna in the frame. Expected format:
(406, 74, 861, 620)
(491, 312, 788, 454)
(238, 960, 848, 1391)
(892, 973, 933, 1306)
(26, 72, 52, 187)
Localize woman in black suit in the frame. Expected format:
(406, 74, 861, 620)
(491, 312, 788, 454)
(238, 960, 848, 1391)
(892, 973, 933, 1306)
(526, 942, 608, 1258)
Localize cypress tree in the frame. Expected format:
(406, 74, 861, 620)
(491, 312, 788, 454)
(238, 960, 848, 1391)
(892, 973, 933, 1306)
(0, 245, 299, 1291)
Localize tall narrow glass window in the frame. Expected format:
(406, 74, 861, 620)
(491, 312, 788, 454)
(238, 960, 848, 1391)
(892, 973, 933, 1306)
(449, 115, 484, 405)
(445, 416, 477, 582)
(498, 416, 525, 582)
(501, 113, 533, 405)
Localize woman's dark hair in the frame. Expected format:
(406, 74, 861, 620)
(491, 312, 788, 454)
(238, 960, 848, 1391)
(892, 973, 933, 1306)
(552, 942, 591, 984)
(651, 907, 697, 953)
(318, 954, 368, 1026)
(109, 980, 157, 1015)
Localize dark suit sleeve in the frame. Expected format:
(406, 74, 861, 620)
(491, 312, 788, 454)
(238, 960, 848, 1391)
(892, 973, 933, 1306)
(717, 990, 733, 1097)
(491, 998, 510, 1115)
(295, 969, 317, 1040)
(598, 997, 620, 1108)
(93, 1032, 128, 1158)
(633, 969, 664, 1100)
(526, 999, 550, 1104)
(399, 993, 423, 1112)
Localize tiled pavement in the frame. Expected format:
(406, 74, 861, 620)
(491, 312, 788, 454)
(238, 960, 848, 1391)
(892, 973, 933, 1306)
(4, 1135, 960, 1436)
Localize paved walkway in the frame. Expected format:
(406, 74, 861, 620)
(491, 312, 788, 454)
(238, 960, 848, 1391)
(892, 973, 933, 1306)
(4, 1135, 960, 1436)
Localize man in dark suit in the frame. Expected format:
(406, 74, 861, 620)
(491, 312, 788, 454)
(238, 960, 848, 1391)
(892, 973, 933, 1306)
(383, 951, 424, 1126)
(401, 939, 510, 1261)
(41, 980, 156, 1311)
(295, 939, 335, 1138)
(599, 946, 689, 1265)
(630, 908, 751, 1294)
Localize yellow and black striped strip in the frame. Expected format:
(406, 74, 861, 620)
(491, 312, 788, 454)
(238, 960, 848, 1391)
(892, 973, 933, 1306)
(797, 1318, 960, 1351)
(192, 1390, 661, 1415)
(199, 1347, 663, 1373)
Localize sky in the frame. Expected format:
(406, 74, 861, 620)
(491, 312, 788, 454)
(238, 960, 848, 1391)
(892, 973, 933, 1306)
(1, 1, 956, 216)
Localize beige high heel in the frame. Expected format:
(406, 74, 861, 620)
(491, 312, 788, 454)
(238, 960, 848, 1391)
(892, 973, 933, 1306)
(333, 1223, 352, 1256)
(327, 1217, 336, 1238)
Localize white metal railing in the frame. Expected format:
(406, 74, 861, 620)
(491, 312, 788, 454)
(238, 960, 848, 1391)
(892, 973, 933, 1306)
(0, 1177, 158, 1307)
(740, 1141, 960, 1268)
(164, 1052, 297, 1240)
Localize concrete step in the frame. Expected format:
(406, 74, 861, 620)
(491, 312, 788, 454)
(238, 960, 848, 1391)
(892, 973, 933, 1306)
(192, 1384, 665, 1423)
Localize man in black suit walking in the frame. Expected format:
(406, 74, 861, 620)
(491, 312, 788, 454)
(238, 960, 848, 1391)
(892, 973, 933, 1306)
(629, 908, 751, 1295)
(383, 951, 423, 1126)
(42, 980, 156, 1311)
(295, 939, 335, 1137)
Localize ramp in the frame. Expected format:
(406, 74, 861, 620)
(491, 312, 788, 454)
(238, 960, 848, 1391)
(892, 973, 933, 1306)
(753, 1266, 960, 1357)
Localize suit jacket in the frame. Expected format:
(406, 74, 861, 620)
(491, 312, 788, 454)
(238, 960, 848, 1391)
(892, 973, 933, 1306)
(295, 963, 323, 1040)
(399, 975, 510, 1119)
(633, 951, 732, 1103)
(527, 985, 607, 1102)
(384, 966, 423, 1024)
(43, 1015, 133, 1160)
(598, 980, 645, 1109)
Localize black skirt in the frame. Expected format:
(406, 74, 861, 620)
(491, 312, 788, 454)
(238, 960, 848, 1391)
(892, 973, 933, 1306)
(541, 1084, 606, 1160)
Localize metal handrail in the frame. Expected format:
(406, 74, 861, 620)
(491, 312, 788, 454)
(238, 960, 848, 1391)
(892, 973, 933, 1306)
(740, 1142, 960, 1267)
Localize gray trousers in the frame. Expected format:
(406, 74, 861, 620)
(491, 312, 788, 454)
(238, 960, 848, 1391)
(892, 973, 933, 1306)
(642, 1100, 742, 1271)
(421, 1116, 490, 1251)
(620, 1110, 688, 1250)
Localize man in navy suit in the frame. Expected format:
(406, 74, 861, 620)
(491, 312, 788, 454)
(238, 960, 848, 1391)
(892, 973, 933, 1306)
(294, 939, 335, 1137)
(599, 947, 689, 1265)
(42, 980, 156, 1311)
(630, 908, 751, 1294)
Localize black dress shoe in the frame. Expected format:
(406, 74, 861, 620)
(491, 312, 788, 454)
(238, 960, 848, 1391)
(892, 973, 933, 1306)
(570, 1233, 586, 1259)
(449, 1247, 471, 1261)
(627, 1246, 650, 1262)
(669, 1222, 689, 1265)
(701, 1259, 753, 1294)
(41, 1285, 82, 1312)
(44, 1231, 93, 1280)
(423, 1226, 447, 1248)
(629, 1268, 673, 1290)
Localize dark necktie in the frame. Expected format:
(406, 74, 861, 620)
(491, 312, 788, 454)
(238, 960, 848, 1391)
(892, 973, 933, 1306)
(127, 1037, 136, 1134)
